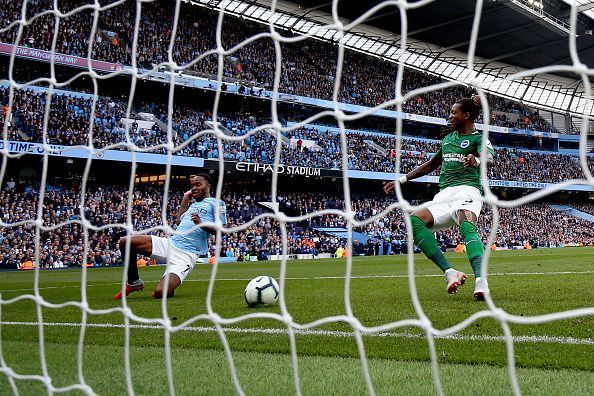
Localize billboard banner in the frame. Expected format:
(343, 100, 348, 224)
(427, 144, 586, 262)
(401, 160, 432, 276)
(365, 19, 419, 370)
(0, 42, 123, 72)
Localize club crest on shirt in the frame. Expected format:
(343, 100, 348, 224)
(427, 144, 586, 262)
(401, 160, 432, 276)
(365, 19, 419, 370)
(460, 140, 470, 148)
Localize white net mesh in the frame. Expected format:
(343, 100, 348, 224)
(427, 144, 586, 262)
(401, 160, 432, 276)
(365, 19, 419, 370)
(0, 0, 593, 394)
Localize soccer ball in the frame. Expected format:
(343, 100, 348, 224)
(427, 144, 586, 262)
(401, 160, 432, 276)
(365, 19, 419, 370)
(244, 276, 279, 307)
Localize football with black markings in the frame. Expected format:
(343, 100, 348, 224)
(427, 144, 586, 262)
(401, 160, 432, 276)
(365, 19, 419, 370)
(244, 276, 280, 307)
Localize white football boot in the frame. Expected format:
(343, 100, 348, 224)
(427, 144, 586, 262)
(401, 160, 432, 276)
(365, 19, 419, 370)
(445, 269, 467, 294)
(473, 277, 489, 301)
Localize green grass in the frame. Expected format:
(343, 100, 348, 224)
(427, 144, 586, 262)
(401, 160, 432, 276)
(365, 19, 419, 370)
(1, 248, 594, 394)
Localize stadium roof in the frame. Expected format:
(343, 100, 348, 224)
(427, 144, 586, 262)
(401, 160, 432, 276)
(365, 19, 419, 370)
(559, 0, 594, 22)
(288, 0, 594, 75)
(188, 0, 594, 120)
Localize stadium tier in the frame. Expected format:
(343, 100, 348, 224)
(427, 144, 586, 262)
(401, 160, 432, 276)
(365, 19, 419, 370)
(1, 86, 593, 184)
(0, 0, 566, 132)
(2, 169, 594, 271)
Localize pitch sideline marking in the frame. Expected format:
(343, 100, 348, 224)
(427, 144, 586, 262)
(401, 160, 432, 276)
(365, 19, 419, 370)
(2, 270, 594, 293)
(0, 320, 592, 346)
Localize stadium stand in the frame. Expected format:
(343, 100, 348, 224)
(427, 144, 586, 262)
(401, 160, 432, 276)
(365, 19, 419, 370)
(2, 180, 593, 270)
(0, 0, 561, 132)
(1, 87, 593, 184)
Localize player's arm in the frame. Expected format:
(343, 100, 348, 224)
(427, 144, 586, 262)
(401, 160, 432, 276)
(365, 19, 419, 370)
(403, 149, 443, 181)
(190, 201, 226, 235)
(464, 141, 494, 167)
(176, 190, 193, 225)
(463, 151, 493, 167)
(190, 213, 217, 234)
(384, 150, 442, 194)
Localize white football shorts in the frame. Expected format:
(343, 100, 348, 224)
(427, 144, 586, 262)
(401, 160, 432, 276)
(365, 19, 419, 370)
(426, 185, 483, 231)
(150, 236, 198, 283)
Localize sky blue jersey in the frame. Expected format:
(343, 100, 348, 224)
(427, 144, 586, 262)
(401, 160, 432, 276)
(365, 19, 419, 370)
(171, 197, 227, 255)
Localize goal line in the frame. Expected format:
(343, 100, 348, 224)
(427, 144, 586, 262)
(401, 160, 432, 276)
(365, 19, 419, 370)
(1, 321, 592, 346)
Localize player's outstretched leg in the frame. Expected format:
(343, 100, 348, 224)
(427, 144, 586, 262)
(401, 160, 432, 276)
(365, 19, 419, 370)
(114, 236, 152, 300)
(459, 220, 489, 300)
(410, 214, 466, 294)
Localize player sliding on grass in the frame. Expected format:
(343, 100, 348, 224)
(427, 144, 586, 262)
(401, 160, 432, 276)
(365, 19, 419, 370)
(114, 174, 227, 299)
(384, 95, 493, 300)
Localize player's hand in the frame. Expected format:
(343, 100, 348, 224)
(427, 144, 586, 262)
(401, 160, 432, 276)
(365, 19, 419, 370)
(464, 154, 479, 167)
(384, 181, 395, 194)
(384, 175, 408, 194)
(191, 212, 201, 224)
(183, 189, 193, 199)
(471, 94, 481, 107)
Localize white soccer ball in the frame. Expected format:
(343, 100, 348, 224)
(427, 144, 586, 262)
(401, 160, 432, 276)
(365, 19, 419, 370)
(244, 276, 280, 307)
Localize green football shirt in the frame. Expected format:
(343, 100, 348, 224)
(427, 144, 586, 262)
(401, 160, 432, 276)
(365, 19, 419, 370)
(434, 130, 494, 192)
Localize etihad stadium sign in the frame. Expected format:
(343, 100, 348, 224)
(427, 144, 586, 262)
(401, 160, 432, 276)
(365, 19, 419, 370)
(235, 162, 322, 176)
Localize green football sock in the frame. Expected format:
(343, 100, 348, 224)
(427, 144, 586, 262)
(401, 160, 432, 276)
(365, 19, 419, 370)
(411, 215, 451, 272)
(459, 220, 484, 278)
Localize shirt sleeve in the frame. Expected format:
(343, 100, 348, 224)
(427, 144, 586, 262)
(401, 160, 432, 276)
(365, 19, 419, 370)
(475, 138, 494, 157)
(218, 201, 228, 225)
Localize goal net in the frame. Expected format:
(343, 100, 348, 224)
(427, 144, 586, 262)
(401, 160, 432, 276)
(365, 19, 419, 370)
(0, 0, 593, 394)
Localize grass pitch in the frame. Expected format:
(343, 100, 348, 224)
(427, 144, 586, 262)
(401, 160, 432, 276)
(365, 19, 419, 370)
(1, 248, 594, 395)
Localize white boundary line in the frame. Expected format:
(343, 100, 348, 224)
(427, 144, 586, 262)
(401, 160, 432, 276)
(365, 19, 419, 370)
(1, 321, 592, 346)
(2, 270, 594, 293)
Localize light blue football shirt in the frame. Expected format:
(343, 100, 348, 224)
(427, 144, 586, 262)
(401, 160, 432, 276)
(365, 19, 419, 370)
(171, 197, 227, 255)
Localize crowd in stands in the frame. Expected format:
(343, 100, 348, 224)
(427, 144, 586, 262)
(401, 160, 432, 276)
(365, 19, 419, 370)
(0, 0, 561, 133)
(302, 193, 594, 251)
(2, 87, 594, 184)
(0, 180, 344, 269)
(439, 204, 594, 249)
(2, 179, 593, 270)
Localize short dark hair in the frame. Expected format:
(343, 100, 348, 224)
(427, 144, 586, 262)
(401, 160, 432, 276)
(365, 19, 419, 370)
(190, 173, 212, 185)
(456, 97, 481, 122)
